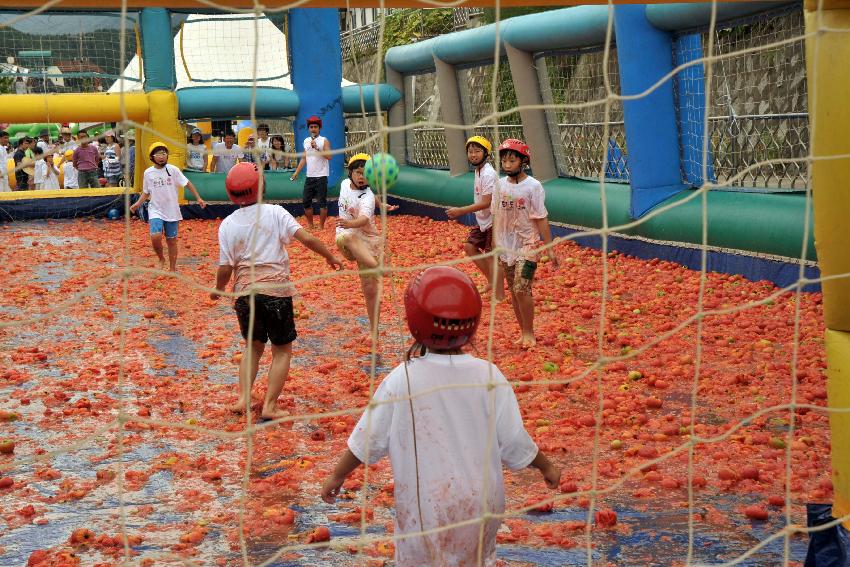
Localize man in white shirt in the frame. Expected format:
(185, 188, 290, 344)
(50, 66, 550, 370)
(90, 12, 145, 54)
(210, 132, 242, 174)
(290, 115, 331, 230)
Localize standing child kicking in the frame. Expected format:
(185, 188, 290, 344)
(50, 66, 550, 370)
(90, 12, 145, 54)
(212, 162, 343, 420)
(492, 139, 559, 348)
(290, 115, 330, 230)
(446, 135, 498, 292)
(129, 142, 207, 271)
(335, 153, 397, 335)
(322, 266, 560, 565)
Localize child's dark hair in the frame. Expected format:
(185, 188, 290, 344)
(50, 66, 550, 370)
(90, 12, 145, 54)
(33, 146, 44, 156)
(270, 134, 285, 149)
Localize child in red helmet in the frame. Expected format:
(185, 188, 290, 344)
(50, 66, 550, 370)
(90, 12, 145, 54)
(322, 267, 560, 565)
(211, 162, 343, 420)
(290, 115, 331, 230)
(493, 138, 559, 348)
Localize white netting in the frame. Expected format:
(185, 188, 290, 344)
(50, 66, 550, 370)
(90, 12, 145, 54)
(0, 2, 844, 567)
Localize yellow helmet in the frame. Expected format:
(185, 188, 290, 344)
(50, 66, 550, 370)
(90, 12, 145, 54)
(64, 149, 74, 160)
(347, 153, 371, 169)
(148, 141, 168, 160)
(465, 135, 492, 155)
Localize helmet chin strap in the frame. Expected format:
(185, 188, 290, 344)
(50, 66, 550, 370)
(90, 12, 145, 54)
(505, 167, 522, 179)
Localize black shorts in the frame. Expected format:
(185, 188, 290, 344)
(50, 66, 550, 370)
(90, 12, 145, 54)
(466, 226, 493, 252)
(234, 295, 297, 346)
(303, 176, 328, 209)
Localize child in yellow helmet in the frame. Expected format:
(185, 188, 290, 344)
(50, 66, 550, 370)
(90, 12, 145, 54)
(129, 142, 207, 271)
(335, 153, 398, 335)
(446, 136, 498, 294)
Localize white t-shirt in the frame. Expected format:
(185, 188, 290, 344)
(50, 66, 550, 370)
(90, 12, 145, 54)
(473, 163, 497, 231)
(492, 175, 548, 265)
(336, 178, 377, 238)
(0, 145, 8, 185)
(42, 161, 60, 190)
(303, 135, 329, 178)
(348, 353, 538, 567)
(186, 143, 206, 171)
(218, 204, 303, 298)
(142, 164, 188, 222)
(213, 142, 243, 173)
(33, 159, 47, 188)
(256, 137, 271, 163)
(63, 163, 78, 189)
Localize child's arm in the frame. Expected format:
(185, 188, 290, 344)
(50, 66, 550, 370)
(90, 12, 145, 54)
(529, 450, 561, 489)
(210, 264, 233, 300)
(210, 153, 218, 173)
(129, 191, 148, 214)
(293, 228, 344, 270)
(532, 217, 559, 269)
(446, 193, 492, 220)
(290, 156, 306, 180)
(184, 180, 207, 208)
(321, 449, 363, 503)
(336, 214, 370, 230)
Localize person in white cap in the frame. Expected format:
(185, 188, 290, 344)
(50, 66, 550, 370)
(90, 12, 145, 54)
(185, 127, 207, 172)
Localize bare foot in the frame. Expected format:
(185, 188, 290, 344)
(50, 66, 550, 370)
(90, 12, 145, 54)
(513, 336, 524, 346)
(157, 259, 166, 271)
(228, 399, 249, 414)
(521, 335, 537, 349)
(260, 408, 290, 421)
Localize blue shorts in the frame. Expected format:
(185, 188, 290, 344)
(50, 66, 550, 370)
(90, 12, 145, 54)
(149, 218, 179, 239)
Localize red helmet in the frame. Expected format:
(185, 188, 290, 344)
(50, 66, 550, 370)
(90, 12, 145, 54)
(306, 115, 322, 128)
(498, 138, 531, 163)
(225, 162, 262, 205)
(404, 267, 482, 350)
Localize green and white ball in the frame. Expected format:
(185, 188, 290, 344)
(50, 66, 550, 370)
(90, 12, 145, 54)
(364, 153, 399, 190)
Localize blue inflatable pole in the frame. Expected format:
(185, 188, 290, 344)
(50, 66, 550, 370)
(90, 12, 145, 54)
(288, 9, 344, 187)
(614, 5, 687, 218)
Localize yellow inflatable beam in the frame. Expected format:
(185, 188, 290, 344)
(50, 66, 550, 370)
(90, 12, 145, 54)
(0, 93, 148, 124)
(0, 187, 138, 201)
(806, 7, 850, 526)
(826, 329, 850, 524)
(806, 8, 850, 331)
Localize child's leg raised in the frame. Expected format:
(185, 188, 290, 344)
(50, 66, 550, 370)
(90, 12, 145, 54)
(263, 342, 293, 419)
(230, 339, 266, 413)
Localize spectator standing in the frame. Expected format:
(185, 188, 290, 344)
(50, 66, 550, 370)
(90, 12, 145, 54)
(61, 150, 78, 189)
(268, 134, 289, 171)
(37, 129, 53, 155)
(33, 146, 60, 190)
(14, 76, 27, 95)
(185, 128, 206, 172)
(13, 137, 33, 190)
(211, 131, 242, 174)
(255, 123, 271, 170)
(59, 127, 77, 154)
(73, 132, 101, 188)
(241, 134, 258, 164)
(125, 131, 136, 185)
(0, 130, 10, 192)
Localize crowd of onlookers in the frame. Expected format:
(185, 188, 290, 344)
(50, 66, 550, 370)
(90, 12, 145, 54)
(0, 122, 293, 192)
(0, 127, 135, 192)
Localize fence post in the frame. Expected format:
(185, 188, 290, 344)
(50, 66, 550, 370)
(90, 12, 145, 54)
(385, 66, 406, 161)
(433, 56, 469, 176)
(613, 5, 686, 218)
(504, 43, 558, 182)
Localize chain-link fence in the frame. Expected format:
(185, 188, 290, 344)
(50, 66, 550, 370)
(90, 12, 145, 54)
(536, 47, 629, 182)
(674, 6, 808, 190)
(404, 71, 449, 169)
(0, 11, 140, 94)
(345, 113, 388, 159)
(458, 62, 525, 151)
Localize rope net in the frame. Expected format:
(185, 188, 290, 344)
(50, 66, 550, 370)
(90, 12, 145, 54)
(0, 2, 842, 567)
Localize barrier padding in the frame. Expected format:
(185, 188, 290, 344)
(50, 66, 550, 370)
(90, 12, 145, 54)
(390, 166, 816, 263)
